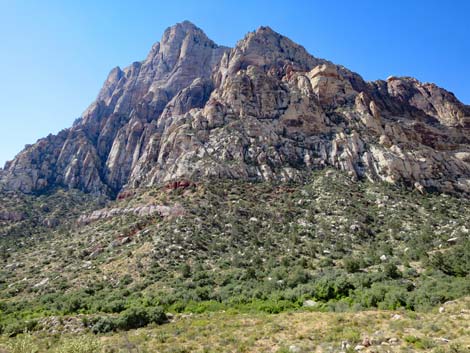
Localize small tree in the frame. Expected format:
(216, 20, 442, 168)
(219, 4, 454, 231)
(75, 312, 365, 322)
(181, 263, 191, 278)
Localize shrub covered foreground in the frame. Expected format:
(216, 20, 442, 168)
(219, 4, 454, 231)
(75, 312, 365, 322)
(1, 170, 469, 335)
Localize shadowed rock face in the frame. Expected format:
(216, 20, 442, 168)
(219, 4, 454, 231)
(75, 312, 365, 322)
(1, 22, 470, 196)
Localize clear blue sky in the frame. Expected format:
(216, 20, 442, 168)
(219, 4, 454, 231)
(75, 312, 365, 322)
(1, 0, 469, 167)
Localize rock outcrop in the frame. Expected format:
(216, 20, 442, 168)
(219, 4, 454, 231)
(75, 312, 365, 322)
(1, 21, 469, 196)
(0, 210, 25, 222)
(77, 203, 184, 225)
(0, 21, 228, 195)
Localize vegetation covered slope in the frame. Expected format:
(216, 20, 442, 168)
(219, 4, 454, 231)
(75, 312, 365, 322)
(2, 298, 470, 352)
(0, 169, 469, 343)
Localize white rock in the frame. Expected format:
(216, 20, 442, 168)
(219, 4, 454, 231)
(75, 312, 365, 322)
(303, 300, 317, 307)
(33, 278, 49, 288)
(289, 345, 301, 353)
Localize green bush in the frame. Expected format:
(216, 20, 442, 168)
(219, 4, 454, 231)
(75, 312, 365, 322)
(91, 305, 166, 333)
(118, 307, 148, 330)
(404, 335, 435, 350)
(91, 316, 117, 334)
(181, 263, 191, 278)
(3, 320, 38, 337)
(383, 263, 401, 279)
(313, 273, 353, 301)
(117, 305, 166, 330)
(378, 287, 408, 310)
(101, 299, 126, 313)
(65, 295, 87, 314)
(147, 306, 167, 325)
(429, 241, 470, 276)
(287, 267, 309, 288)
(343, 257, 361, 273)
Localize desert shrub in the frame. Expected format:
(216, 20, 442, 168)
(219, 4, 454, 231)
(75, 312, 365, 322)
(54, 335, 102, 353)
(119, 274, 133, 286)
(378, 286, 408, 310)
(313, 273, 353, 301)
(91, 305, 166, 333)
(2, 172, 470, 332)
(404, 335, 435, 350)
(354, 283, 387, 308)
(408, 274, 470, 310)
(383, 263, 401, 279)
(6, 332, 39, 353)
(117, 306, 149, 330)
(91, 316, 117, 334)
(183, 300, 226, 313)
(117, 305, 166, 330)
(286, 267, 310, 288)
(3, 320, 38, 337)
(429, 240, 470, 276)
(101, 299, 126, 313)
(343, 257, 362, 273)
(181, 263, 191, 278)
(64, 295, 87, 314)
(146, 306, 167, 325)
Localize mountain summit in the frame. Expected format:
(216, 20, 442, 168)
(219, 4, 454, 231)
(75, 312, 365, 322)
(1, 21, 469, 196)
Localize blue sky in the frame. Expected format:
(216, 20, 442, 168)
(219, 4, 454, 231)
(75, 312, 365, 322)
(0, 0, 469, 167)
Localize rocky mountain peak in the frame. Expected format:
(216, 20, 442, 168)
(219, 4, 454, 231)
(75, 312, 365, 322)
(160, 20, 211, 46)
(212, 25, 326, 90)
(1, 22, 469, 196)
(232, 25, 322, 70)
(92, 21, 228, 114)
(150, 20, 223, 75)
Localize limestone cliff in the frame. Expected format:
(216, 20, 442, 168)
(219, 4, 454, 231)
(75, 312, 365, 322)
(1, 22, 469, 195)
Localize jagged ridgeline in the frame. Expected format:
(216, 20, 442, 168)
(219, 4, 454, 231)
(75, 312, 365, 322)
(0, 21, 469, 349)
(0, 21, 469, 196)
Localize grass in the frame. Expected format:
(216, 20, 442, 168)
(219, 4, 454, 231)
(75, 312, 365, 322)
(1, 297, 469, 352)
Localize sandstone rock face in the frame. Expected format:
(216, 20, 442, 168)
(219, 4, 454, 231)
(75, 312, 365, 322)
(0, 21, 228, 195)
(1, 22, 469, 195)
(77, 203, 184, 224)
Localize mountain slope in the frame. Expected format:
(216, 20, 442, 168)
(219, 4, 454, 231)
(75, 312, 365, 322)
(1, 22, 469, 196)
(1, 169, 469, 336)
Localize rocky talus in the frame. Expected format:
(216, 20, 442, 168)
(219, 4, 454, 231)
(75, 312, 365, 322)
(1, 21, 469, 196)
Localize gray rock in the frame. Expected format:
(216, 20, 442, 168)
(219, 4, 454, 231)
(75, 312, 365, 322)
(1, 22, 470, 197)
(303, 300, 318, 307)
(288, 345, 301, 353)
(43, 217, 60, 228)
(33, 277, 49, 288)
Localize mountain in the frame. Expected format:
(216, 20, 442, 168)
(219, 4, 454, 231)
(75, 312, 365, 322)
(1, 21, 470, 351)
(1, 21, 469, 197)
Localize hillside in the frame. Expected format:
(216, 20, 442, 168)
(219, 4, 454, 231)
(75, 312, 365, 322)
(1, 169, 469, 352)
